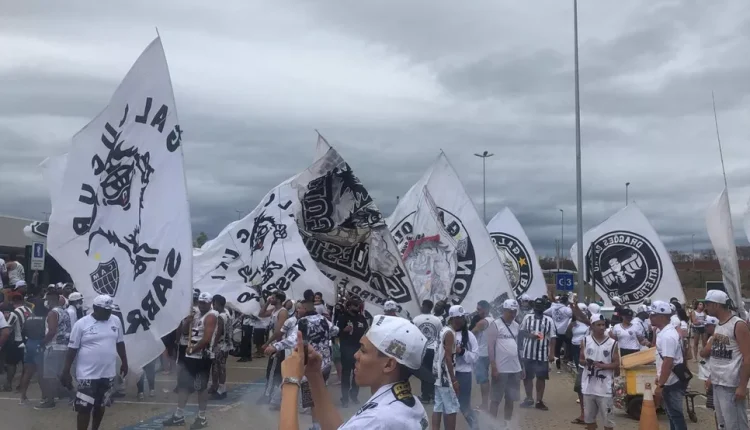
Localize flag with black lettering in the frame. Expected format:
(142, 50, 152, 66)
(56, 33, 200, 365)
(570, 204, 684, 307)
(192, 177, 335, 316)
(387, 153, 514, 313)
(47, 37, 192, 372)
(295, 138, 420, 317)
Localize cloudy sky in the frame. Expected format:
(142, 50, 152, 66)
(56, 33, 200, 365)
(2, 0, 750, 256)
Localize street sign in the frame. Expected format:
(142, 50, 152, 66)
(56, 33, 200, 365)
(31, 241, 45, 271)
(556, 272, 574, 291)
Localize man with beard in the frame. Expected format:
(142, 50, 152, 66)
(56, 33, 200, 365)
(61, 295, 127, 430)
(164, 292, 218, 429)
(336, 297, 369, 407)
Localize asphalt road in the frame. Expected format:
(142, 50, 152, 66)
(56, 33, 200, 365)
(0, 356, 717, 429)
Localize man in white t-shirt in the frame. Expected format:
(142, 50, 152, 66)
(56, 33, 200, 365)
(486, 299, 522, 426)
(412, 299, 443, 404)
(650, 300, 687, 430)
(62, 295, 127, 430)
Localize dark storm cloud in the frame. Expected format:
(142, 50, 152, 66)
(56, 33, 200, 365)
(2, 0, 750, 260)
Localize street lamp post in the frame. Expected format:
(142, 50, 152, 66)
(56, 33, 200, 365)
(474, 151, 494, 224)
(560, 209, 564, 269)
(573, 0, 585, 297)
(625, 182, 630, 206)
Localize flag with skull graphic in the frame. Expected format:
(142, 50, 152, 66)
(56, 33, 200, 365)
(47, 37, 192, 373)
(569, 204, 684, 307)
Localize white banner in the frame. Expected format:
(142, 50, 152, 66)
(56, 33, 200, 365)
(297, 139, 420, 317)
(47, 38, 192, 372)
(570, 204, 684, 307)
(706, 188, 746, 319)
(192, 177, 334, 316)
(487, 207, 547, 299)
(388, 153, 514, 314)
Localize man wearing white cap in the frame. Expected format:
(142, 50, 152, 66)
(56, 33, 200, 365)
(278, 314, 429, 430)
(164, 292, 218, 429)
(486, 299, 523, 426)
(384, 300, 399, 317)
(649, 300, 687, 430)
(704, 290, 750, 430)
(61, 294, 127, 430)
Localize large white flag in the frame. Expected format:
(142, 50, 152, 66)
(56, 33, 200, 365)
(298, 140, 419, 317)
(192, 177, 334, 316)
(706, 188, 746, 319)
(487, 207, 547, 299)
(570, 204, 684, 307)
(47, 38, 192, 371)
(388, 153, 514, 314)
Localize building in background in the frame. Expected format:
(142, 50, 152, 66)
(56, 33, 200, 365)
(0, 214, 69, 288)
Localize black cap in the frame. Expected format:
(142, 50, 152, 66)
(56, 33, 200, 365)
(620, 308, 634, 317)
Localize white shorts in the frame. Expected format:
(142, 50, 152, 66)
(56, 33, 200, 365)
(583, 394, 614, 428)
(434, 386, 460, 414)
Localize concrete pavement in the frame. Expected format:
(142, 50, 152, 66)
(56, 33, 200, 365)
(0, 357, 716, 429)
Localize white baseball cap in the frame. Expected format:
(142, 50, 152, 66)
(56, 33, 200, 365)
(384, 300, 398, 312)
(705, 316, 719, 325)
(588, 303, 601, 314)
(366, 315, 427, 370)
(577, 303, 587, 311)
(92, 294, 114, 310)
(590, 313, 605, 323)
(503, 299, 519, 311)
(68, 292, 83, 302)
(198, 292, 213, 303)
(448, 305, 468, 318)
(649, 300, 672, 315)
(705, 290, 730, 305)
(519, 294, 532, 302)
(13, 280, 26, 290)
(636, 304, 649, 314)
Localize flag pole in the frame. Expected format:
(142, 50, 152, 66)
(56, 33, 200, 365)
(712, 91, 728, 189)
(573, 0, 585, 299)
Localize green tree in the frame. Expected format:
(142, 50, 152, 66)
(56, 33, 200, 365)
(194, 231, 208, 248)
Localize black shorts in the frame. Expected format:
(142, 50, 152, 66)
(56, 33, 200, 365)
(74, 378, 114, 413)
(693, 326, 705, 334)
(253, 327, 267, 346)
(522, 360, 549, 381)
(177, 357, 212, 393)
(4, 341, 24, 365)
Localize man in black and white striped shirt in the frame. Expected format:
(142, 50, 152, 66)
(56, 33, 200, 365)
(519, 298, 556, 411)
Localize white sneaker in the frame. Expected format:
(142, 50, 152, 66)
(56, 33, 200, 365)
(149, 390, 155, 398)
(137, 392, 145, 401)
